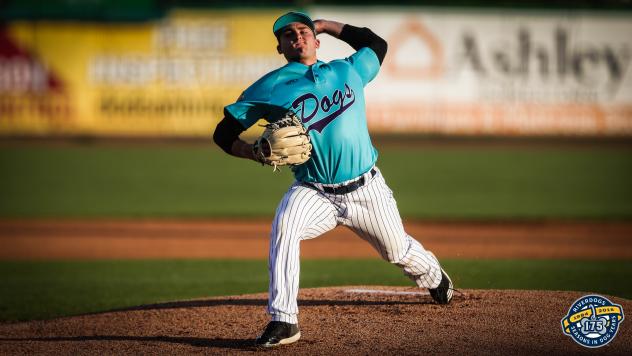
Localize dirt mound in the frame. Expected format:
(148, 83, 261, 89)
(0, 287, 630, 355)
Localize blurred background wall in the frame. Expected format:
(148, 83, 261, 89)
(1, 0, 631, 138)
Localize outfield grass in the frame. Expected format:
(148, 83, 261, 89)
(0, 145, 631, 219)
(1, 258, 630, 322)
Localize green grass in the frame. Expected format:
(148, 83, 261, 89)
(379, 148, 632, 219)
(0, 145, 631, 219)
(0, 146, 294, 218)
(1, 258, 630, 322)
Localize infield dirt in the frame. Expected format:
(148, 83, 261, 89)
(1, 219, 631, 354)
(1, 219, 631, 259)
(0, 287, 630, 355)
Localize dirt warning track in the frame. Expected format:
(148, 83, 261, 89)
(1, 219, 631, 260)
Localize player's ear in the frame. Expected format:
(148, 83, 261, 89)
(276, 44, 282, 54)
(315, 38, 320, 49)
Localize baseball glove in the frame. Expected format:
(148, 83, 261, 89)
(253, 111, 312, 171)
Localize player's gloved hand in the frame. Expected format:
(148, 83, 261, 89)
(252, 111, 312, 171)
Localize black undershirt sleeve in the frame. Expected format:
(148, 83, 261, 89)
(213, 112, 247, 154)
(338, 24, 387, 64)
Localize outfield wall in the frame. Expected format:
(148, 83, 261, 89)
(0, 7, 631, 137)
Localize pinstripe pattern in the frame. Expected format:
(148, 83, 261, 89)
(268, 167, 442, 324)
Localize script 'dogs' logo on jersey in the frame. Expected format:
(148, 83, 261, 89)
(561, 295, 624, 348)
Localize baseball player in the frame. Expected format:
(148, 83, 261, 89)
(213, 11, 454, 347)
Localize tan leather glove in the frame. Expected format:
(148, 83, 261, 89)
(253, 111, 312, 171)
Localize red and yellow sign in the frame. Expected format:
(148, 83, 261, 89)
(0, 9, 285, 137)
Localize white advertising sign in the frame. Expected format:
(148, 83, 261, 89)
(311, 7, 632, 136)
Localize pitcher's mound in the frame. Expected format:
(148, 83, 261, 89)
(1, 287, 630, 355)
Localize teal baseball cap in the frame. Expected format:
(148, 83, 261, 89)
(273, 11, 315, 36)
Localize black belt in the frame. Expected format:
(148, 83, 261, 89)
(310, 168, 376, 195)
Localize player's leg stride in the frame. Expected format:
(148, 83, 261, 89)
(213, 11, 456, 347)
(255, 321, 301, 347)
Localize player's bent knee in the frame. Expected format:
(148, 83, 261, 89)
(382, 250, 407, 265)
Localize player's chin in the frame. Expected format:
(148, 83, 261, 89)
(282, 48, 298, 56)
(290, 48, 306, 56)
(285, 53, 301, 62)
(285, 49, 312, 63)
(286, 52, 305, 61)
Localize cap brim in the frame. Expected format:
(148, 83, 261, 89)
(273, 12, 315, 35)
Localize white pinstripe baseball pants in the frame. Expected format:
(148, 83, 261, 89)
(267, 167, 443, 324)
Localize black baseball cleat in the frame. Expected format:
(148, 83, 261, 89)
(429, 268, 454, 304)
(255, 321, 301, 347)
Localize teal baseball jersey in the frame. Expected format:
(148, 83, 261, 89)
(224, 47, 381, 184)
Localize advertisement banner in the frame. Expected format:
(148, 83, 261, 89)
(312, 7, 632, 136)
(1, 8, 631, 137)
(0, 9, 285, 137)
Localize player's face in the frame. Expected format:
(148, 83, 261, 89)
(276, 23, 320, 65)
